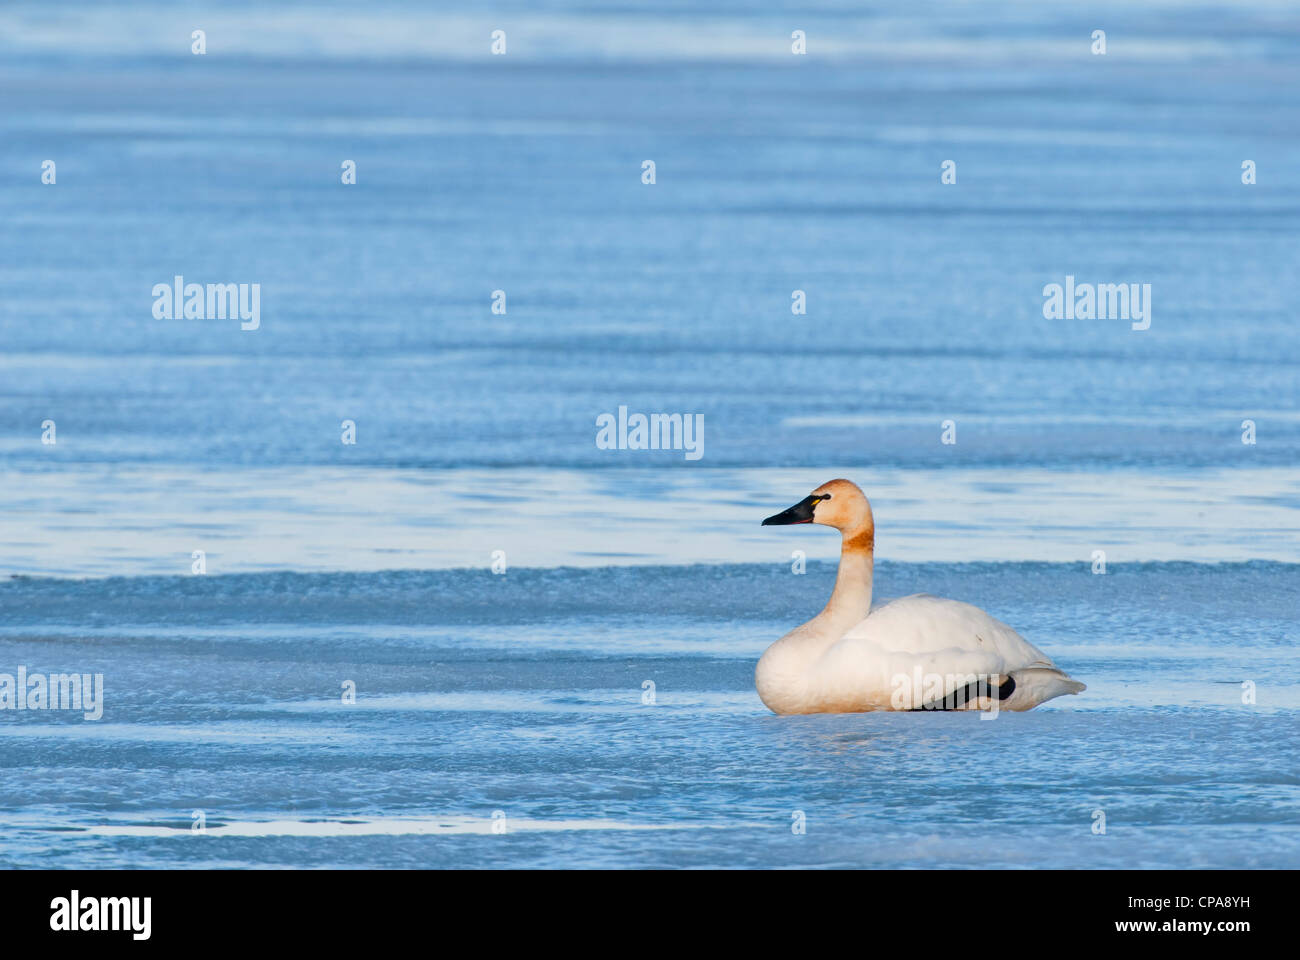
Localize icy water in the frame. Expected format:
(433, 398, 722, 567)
(1, 0, 1299, 868)
(1, 562, 1298, 869)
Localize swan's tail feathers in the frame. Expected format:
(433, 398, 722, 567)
(1005, 667, 1085, 710)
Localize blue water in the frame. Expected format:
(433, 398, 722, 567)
(1, 0, 1298, 868)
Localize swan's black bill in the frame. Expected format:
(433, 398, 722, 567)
(762, 495, 821, 526)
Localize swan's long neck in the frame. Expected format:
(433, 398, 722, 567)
(755, 512, 876, 714)
(821, 523, 874, 633)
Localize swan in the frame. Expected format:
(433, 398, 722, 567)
(757, 479, 1085, 714)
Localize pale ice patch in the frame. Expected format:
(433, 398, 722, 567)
(0, 465, 1296, 576)
(0, 3, 1247, 65)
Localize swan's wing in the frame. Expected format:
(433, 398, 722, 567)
(824, 594, 1057, 692)
(802, 595, 1083, 711)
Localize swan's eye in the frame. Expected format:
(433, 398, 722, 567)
(815, 494, 831, 502)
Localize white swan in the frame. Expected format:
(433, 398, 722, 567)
(757, 479, 1085, 714)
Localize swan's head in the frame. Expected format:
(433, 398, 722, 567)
(761, 479, 873, 542)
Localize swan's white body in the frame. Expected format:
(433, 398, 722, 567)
(757, 480, 1085, 715)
